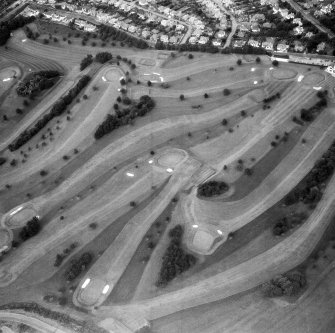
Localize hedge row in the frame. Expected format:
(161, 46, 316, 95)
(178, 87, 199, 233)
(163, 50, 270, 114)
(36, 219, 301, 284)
(9, 75, 91, 151)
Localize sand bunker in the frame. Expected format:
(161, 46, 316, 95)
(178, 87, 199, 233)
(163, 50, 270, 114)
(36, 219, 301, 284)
(272, 68, 297, 80)
(157, 149, 186, 168)
(302, 72, 325, 86)
(5, 207, 37, 229)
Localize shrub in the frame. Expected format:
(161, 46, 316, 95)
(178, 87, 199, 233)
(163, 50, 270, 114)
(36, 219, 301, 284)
(223, 88, 231, 96)
(198, 181, 229, 197)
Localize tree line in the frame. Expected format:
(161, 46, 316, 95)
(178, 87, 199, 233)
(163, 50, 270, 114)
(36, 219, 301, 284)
(300, 91, 328, 122)
(94, 95, 155, 139)
(156, 225, 197, 287)
(9, 75, 91, 151)
(0, 15, 35, 46)
(284, 139, 335, 207)
(98, 24, 149, 49)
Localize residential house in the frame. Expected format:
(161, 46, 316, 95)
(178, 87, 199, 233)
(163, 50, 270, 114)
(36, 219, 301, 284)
(248, 38, 260, 48)
(262, 37, 275, 50)
(293, 26, 304, 35)
(234, 39, 246, 47)
(198, 36, 209, 44)
(294, 40, 305, 52)
(212, 39, 221, 46)
(317, 42, 326, 52)
(277, 41, 289, 52)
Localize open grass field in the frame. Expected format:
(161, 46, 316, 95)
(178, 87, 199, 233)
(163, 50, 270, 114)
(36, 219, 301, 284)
(0, 24, 335, 333)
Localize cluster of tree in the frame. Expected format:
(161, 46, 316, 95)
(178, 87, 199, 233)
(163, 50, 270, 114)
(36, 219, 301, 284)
(300, 91, 328, 122)
(273, 212, 307, 236)
(19, 216, 41, 241)
(284, 139, 335, 206)
(263, 92, 280, 104)
(16, 70, 60, 97)
(94, 95, 155, 139)
(156, 225, 197, 287)
(0, 302, 108, 333)
(262, 271, 306, 297)
(197, 181, 229, 197)
(9, 75, 91, 151)
(80, 54, 93, 71)
(95, 52, 113, 64)
(54, 242, 78, 267)
(64, 252, 93, 282)
(0, 15, 35, 46)
(98, 24, 148, 49)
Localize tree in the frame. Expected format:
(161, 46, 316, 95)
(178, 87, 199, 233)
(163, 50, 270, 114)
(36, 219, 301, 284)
(179, 94, 185, 101)
(272, 60, 279, 66)
(188, 53, 194, 59)
(237, 59, 242, 65)
(223, 88, 231, 96)
(147, 80, 152, 87)
(256, 57, 261, 63)
(204, 93, 209, 98)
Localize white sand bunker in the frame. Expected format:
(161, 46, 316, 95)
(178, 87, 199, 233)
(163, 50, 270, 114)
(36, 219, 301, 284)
(5, 207, 37, 229)
(157, 149, 187, 168)
(0, 228, 12, 251)
(78, 278, 106, 306)
(272, 68, 297, 80)
(192, 229, 216, 252)
(301, 72, 325, 86)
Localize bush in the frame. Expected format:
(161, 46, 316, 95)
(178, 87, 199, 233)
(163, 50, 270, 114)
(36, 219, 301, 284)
(19, 216, 41, 241)
(198, 181, 229, 197)
(95, 52, 112, 64)
(223, 88, 231, 96)
(263, 271, 306, 297)
(64, 252, 93, 281)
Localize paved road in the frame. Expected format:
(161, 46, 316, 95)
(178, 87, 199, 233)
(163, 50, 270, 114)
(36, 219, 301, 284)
(284, 0, 335, 39)
(212, 0, 237, 48)
(0, 311, 70, 333)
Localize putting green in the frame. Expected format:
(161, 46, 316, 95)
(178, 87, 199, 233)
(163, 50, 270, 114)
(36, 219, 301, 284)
(272, 68, 297, 80)
(157, 150, 186, 168)
(192, 229, 216, 252)
(5, 207, 37, 229)
(302, 72, 325, 86)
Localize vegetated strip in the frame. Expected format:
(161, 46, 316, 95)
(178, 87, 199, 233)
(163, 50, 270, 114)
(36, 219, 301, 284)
(156, 225, 197, 287)
(8, 75, 91, 151)
(0, 302, 108, 333)
(274, 138, 335, 236)
(94, 95, 155, 139)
